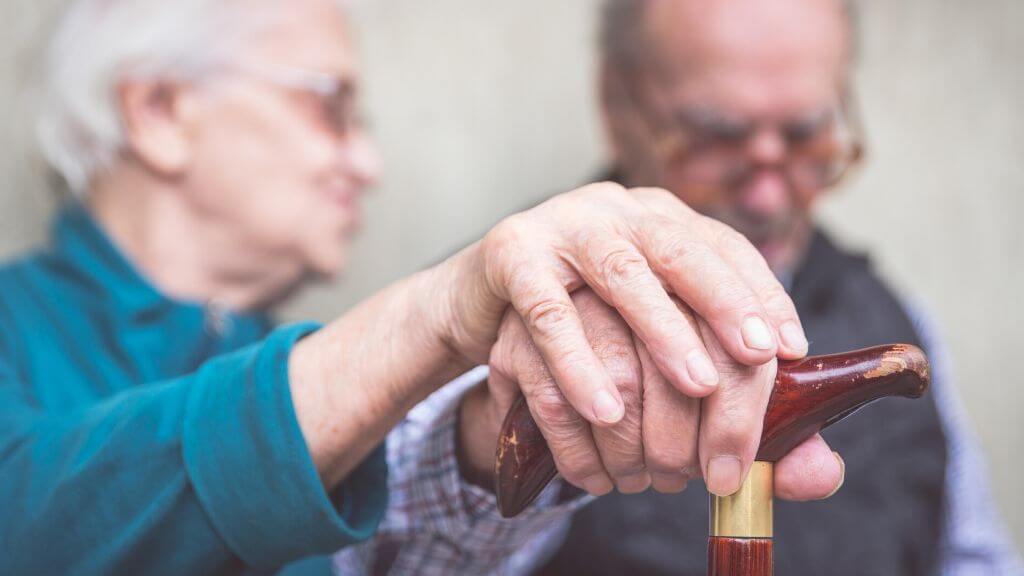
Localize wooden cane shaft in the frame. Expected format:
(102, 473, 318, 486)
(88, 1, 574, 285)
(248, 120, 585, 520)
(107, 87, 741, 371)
(708, 537, 773, 576)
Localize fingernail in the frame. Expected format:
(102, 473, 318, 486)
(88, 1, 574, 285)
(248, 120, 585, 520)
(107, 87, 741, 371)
(616, 472, 652, 494)
(823, 452, 846, 499)
(582, 474, 614, 496)
(741, 316, 775, 351)
(707, 455, 744, 496)
(686, 351, 719, 389)
(593, 389, 625, 424)
(780, 321, 809, 355)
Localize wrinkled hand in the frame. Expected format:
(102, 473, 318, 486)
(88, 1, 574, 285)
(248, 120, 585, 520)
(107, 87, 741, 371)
(480, 287, 844, 500)
(442, 182, 810, 431)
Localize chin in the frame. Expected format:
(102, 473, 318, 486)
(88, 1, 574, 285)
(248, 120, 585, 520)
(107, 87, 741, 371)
(757, 233, 812, 279)
(305, 246, 349, 280)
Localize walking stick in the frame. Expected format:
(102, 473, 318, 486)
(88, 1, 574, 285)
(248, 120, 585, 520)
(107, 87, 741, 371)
(494, 344, 930, 576)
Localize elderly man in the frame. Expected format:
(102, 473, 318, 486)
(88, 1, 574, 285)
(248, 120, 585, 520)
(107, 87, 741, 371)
(0, 0, 850, 574)
(509, 0, 1020, 575)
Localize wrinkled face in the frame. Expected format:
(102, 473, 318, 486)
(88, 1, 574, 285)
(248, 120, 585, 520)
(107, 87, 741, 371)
(181, 0, 379, 279)
(604, 0, 853, 274)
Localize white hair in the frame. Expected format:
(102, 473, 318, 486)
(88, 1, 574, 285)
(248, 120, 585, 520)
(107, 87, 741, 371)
(35, 0, 317, 194)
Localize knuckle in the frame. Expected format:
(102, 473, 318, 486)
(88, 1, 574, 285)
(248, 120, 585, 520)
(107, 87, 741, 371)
(553, 444, 606, 485)
(633, 186, 677, 206)
(712, 221, 755, 253)
(652, 233, 708, 273)
(616, 385, 643, 421)
(481, 216, 532, 282)
(494, 309, 525, 344)
(588, 181, 629, 202)
(594, 248, 649, 295)
(644, 409, 699, 474)
(522, 298, 576, 339)
(761, 287, 798, 318)
(707, 408, 761, 451)
(595, 339, 642, 388)
(599, 436, 646, 476)
(607, 462, 647, 479)
(558, 182, 628, 213)
(486, 345, 513, 380)
(707, 277, 760, 318)
(645, 443, 691, 474)
(485, 214, 527, 251)
(490, 315, 530, 367)
(595, 403, 645, 475)
(528, 386, 582, 430)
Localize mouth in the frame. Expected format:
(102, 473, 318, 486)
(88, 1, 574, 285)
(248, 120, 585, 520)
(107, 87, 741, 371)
(708, 209, 788, 246)
(323, 187, 364, 234)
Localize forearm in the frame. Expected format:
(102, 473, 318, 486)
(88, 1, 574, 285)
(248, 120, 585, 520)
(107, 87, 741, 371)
(334, 370, 591, 575)
(290, 255, 477, 489)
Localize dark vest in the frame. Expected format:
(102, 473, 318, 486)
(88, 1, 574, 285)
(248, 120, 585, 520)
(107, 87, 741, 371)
(539, 231, 948, 576)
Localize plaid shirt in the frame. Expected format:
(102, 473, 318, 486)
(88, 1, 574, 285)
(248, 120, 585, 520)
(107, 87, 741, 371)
(333, 366, 590, 575)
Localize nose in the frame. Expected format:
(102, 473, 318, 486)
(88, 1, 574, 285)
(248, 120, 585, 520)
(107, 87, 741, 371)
(748, 127, 787, 166)
(738, 128, 791, 216)
(341, 131, 382, 190)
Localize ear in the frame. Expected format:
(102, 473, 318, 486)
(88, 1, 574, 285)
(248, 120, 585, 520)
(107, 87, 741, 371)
(117, 79, 198, 179)
(598, 60, 628, 168)
(598, 60, 652, 179)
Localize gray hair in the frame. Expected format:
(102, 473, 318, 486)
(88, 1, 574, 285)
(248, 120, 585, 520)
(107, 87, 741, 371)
(599, 0, 651, 70)
(35, 0, 321, 194)
(599, 0, 859, 71)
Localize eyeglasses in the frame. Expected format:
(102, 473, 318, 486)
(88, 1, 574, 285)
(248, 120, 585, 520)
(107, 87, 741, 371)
(629, 82, 864, 194)
(224, 62, 364, 138)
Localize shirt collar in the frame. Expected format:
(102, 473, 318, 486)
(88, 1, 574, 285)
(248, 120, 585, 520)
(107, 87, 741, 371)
(50, 201, 171, 318)
(48, 202, 268, 332)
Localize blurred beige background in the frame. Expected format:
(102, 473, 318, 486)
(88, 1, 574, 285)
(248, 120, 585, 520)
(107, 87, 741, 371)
(2, 0, 1021, 547)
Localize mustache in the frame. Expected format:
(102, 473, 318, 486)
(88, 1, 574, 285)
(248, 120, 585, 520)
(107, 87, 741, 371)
(703, 207, 798, 246)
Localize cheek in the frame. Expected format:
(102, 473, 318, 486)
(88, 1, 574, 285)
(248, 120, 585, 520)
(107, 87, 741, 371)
(793, 184, 824, 211)
(662, 167, 727, 212)
(188, 102, 344, 250)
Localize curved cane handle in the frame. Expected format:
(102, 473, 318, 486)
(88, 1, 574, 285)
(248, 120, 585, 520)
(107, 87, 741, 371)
(495, 343, 930, 517)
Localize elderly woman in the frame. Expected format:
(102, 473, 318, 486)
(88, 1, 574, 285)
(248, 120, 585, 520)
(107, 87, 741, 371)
(0, 0, 844, 574)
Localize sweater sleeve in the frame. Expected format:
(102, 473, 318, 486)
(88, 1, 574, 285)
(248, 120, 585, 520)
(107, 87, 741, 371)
(0, 323, 387, 575)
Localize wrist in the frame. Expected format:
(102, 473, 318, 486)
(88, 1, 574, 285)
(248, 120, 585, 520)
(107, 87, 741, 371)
(288, 266, 477, 489)
(288, 330, 342, 486)
(432, 240, 506, 366)
(456, 382, 502, 491)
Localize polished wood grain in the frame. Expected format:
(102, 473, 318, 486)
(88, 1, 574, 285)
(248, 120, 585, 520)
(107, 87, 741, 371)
(495, 343, 930, 518)
(707, 537, 773, 576)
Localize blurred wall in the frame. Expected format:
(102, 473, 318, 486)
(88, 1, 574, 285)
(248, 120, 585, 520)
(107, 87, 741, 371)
(2, 0, 1022, 549)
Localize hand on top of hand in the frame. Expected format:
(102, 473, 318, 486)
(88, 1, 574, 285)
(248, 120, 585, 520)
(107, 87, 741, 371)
(445, 182, 840, 499)
(443, 182, 809, 418)
(483, 287, 844, 500)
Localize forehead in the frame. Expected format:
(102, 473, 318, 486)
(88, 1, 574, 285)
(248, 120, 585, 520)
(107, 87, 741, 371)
(245, 0, 355, 73)
(644, 0, 849, 114)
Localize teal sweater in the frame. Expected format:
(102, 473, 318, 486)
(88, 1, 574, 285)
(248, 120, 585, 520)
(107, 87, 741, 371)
(0, 204, 388, 574)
